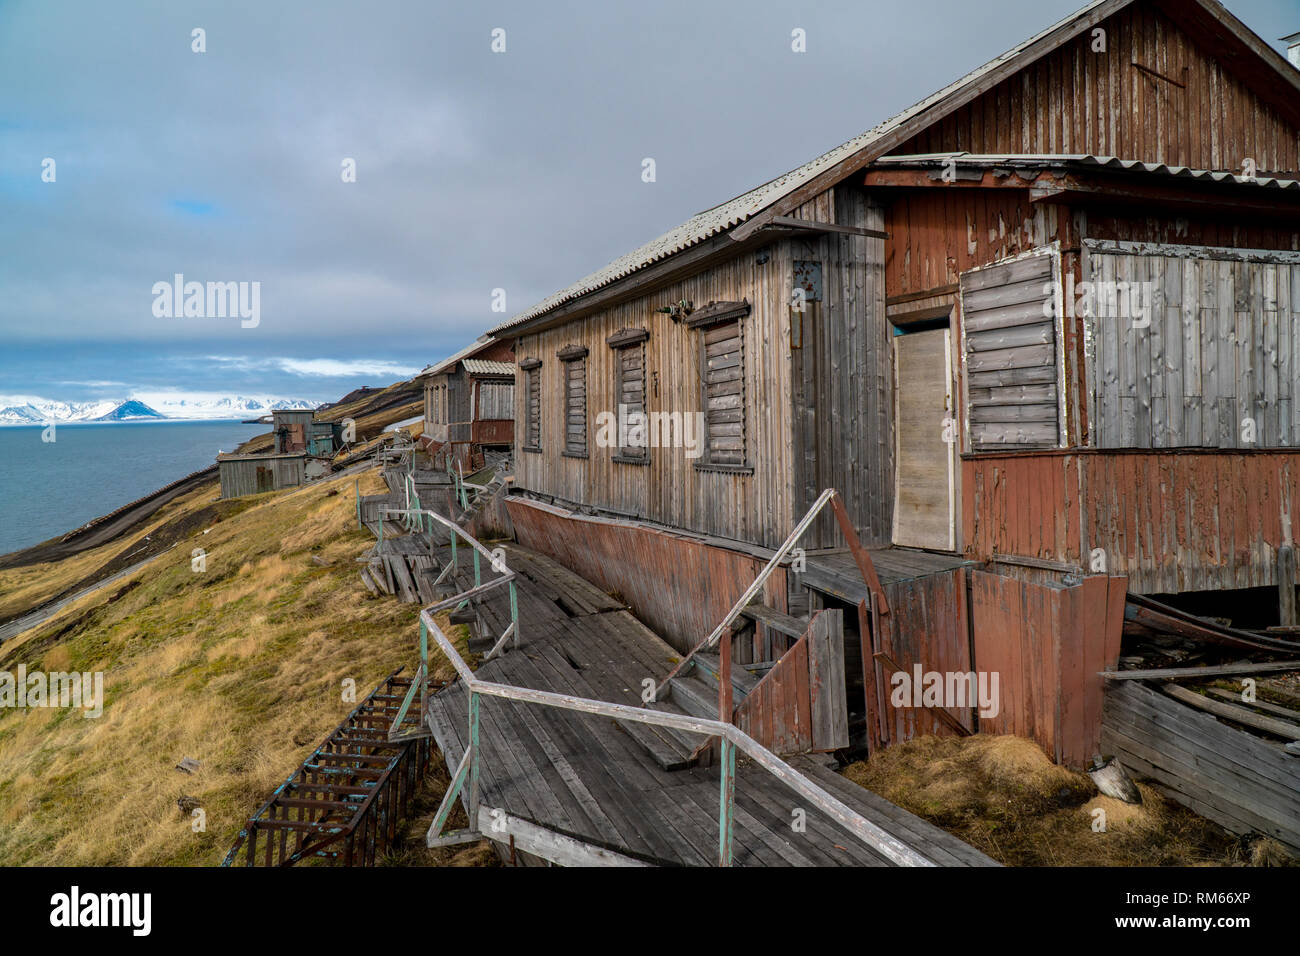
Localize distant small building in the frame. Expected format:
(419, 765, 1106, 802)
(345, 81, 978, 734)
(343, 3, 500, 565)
(418, 336, 515, 470)
(217, 451, 308, 498)
(272, 409, 316, 454)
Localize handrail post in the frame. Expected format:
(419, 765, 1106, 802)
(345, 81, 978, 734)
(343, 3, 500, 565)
(719, 627, 733, 722)
(509, 581, 519, 649)
(718, 737, 735, 866)
(467, 690, 481, 822)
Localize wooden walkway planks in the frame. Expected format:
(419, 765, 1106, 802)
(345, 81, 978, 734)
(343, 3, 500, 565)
(804, 547, 975, 605)
(425, 541, 997, 867)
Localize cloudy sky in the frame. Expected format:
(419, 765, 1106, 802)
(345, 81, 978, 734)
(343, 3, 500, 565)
(1, 0, 1294, 406)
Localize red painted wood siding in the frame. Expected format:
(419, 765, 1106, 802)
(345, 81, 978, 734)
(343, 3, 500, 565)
(963, 449, 1300, 594)
(863, 568, 973, 750)
(970, 571, 1125, 768)
(505, 496, 786, 655)
(891, 2, 1300, 174)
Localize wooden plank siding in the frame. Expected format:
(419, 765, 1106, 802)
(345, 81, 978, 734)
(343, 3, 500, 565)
(863, 568, 974, 750)
(890, 2, 1300, 174)
(970, 571, 1125, 767)
(789, 187, 892, 548)
(505, 496, 788, 654)
(963, 448, 1300, 594)
(512, 185, 890, 550)
(1084, 241, 1300, 449)
(1102, 680, 1300, 854)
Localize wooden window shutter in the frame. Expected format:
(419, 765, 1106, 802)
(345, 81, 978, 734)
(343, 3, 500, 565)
(520, 360, 542, 450)
(559, 346, 588, 457)
(959, 250, 1064, 453)
(686, 300, 749, 470)
(607, 328, 649, 462)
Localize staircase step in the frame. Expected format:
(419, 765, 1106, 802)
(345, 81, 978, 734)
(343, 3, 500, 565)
(739, 603, 809, 640)
(691, 651, 760, 701)
(669, 674, 723, 721)
(614, 711, 696, 771)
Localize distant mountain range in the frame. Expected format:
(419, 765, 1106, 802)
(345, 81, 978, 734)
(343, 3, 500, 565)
(0, 396, 322, 426)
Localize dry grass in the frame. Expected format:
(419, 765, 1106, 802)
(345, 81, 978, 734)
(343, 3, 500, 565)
(0, 465, 443, 866)
(842, 734, 1283, 867)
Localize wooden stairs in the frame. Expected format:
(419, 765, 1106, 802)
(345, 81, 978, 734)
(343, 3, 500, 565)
(622, 601, 813, 772)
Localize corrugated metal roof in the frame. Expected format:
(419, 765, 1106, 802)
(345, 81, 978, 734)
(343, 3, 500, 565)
(462, 359, 515, 376)
(490, 0, 1127, 333)
(419, 335, 495, 378)
(873, 153, 1300, 190)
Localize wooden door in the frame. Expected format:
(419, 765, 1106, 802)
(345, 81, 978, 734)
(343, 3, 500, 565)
(892, 328, 955, 551)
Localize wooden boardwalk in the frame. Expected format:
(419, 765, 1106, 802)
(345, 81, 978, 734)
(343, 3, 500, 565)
(424, 541, 996, 867)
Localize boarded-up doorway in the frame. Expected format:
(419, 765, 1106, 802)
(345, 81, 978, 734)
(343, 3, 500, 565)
(892, 327, 955, 550)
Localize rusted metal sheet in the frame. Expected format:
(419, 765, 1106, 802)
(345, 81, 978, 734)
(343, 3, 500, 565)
(963, 449, 1300, 594)
(472, 419, 513, 445)
(970, 571, 1124, 768)
(505, 496, 785, 655)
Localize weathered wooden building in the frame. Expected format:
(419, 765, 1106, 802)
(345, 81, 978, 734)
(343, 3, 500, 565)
(418, 336, 516, 470)
(272, 409, 315, 454)
(217, 451, 308, 498)
(481, 0, 1300, 768)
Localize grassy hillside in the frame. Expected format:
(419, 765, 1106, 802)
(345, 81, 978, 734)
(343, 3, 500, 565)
(0, 465, 449, 865)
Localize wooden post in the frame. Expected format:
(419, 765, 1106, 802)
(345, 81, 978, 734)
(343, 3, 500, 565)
(718, 737, 735, 866)
(719, 630, 734, 722)
(509, 581, 520, 649)
(467, 691, 481, 822)
(355, 478, 361, 529)
(1279, 545, 1297, 628)
(828, 492, 890, 617)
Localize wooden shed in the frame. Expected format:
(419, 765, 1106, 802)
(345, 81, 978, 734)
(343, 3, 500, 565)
(217, 452, 308, 498)
(418, 335, 516, 470)
(483, 0, 1300, 767)
(272, 409, 315, 455)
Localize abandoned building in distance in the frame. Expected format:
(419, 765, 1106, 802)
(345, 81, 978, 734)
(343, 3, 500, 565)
(218, 408, 337, 498)
(474, 0, 1300, 836)
(417, 335, 516, 471)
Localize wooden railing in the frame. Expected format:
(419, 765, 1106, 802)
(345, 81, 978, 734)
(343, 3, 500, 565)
(656, 488, 890, 704)
(415, 502, 932, 868)
(378, 505, 519, 742)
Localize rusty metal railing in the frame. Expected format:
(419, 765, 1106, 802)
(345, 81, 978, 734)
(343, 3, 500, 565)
(221, 669, 431, 867)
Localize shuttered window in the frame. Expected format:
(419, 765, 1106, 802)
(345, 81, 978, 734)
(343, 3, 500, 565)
(1085, 240, 1300, 450)
(559, 345, 588, 458)
(521, 360, 541, 452)
(607, 328, 649, 463)
(959, 250, 1064, 452)
(477, 380, 514, 420)
(688, 300, 751, 472)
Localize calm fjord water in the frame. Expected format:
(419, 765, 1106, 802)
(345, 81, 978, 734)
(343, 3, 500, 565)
(0, 420, 265, 556)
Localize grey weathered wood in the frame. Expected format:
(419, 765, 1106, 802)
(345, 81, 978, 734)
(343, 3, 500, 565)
(1162, 682, 1300, 741)
(807, 609, 849, 751)
(1099, 660, 1300, 680)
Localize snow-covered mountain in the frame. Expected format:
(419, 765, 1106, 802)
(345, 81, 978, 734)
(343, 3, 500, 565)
(0, 395, 322, 425)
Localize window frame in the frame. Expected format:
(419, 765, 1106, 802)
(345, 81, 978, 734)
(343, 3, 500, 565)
(687, 299, 753, 475)
(607, 328, 650, 466)
(520, 358, 542, 453)
(558, 345, 589, 459)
